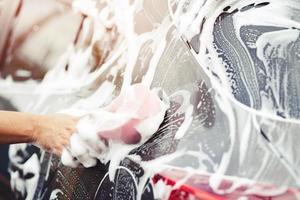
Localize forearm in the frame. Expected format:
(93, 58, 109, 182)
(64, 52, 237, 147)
(0, 111, 37, 144)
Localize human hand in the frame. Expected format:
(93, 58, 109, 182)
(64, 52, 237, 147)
(32, 114, 79, 155)
(61, 84, 169, 168)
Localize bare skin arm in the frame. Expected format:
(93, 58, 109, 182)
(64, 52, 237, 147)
(0, 111, 78, 155)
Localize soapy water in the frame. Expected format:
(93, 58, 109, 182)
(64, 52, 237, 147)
(170, 0, 300, 118)
(169, 0, 300, 194)
(60, 83, 170, 169)
(1, 0, 300, 199)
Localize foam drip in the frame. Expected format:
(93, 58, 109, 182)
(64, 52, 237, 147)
(3, 0, 300, 199)
(61, 83, 169, 170)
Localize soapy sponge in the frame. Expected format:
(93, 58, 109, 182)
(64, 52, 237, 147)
(61, 83, 169, 168)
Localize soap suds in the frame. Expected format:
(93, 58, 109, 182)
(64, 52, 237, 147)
(3, 0, 300, 199)
(61, 83, 169, 172)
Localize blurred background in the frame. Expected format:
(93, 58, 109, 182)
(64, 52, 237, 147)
(0, 0, 82, 81)
(0, 1, 81, 199)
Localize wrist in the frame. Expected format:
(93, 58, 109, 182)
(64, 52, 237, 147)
(29, 114, 41, 143)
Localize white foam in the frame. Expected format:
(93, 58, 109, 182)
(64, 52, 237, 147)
(61, 84, 169, 171)
(4, 0, 300, 199)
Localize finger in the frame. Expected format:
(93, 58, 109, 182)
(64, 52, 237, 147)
(71, 116, 80, 122)
(62, 138, 70, 147)
(59, 132, 69, 141)
(62, 128, 76, 138)
(65, 126, 76, 133)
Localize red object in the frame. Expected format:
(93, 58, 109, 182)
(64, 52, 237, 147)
(152, 169, 300, 200)
(153, 173, 224, 200)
